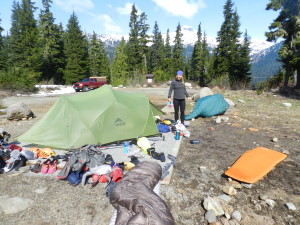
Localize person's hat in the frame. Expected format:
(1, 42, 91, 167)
(177, 70, 183, 76)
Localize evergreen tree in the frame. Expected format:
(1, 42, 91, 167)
(201, 32, 211, 85)
(7, 0, 42, 71)
(164, 29, 173, 79)
(125, 4, 141, 73)
(233, 30, 252, 87)
(138, 12, 150, 73)
(89, 32, 110, 79)
(19, 0, 42, 71)
(111, 37, 128, 86)
(172, 23, 185, 76)
(266, 0, 300, 88)
(148, 21, 165, 73)
(39, 0, 65, 83)
(63, 12, 89, 84)
(213, 0, 247, 88)
(3, 0, 42, 91)
(191, 23, 203, 82)
(0, 17, 5, 70)
(7, 1, 23, 66)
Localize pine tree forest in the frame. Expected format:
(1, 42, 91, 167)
(0, 0, 298, 91)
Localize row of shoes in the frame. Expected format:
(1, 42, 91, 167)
(31, 158, 58, 174)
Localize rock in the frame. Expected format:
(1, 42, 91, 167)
(215, 117, 222, 124)
(238, 99, 244, 103)
(192, 87, 214, 101)
(228, 219, 240, 225)
(0, 196, 34, 214)
(203, 197, 225, 216)
(209, 222, 222, 225)
(199, 166, 207, 173)
(220, 217, 230, 225)
(35, 187, 48, 194)
(248, 128, 259, 132)
(282, 150, 290, 155)
(205, 210, 217, 223)
(265, 199, 276, 208)
(6, 102, 35, 121)
(259, 194, 268, 200)
(272, 137, 278, 142)
(221, 203, 234, 219)
(224, 98, 235, 107)
(282, 102, 292, 107)
(218, 194, 232, 203)
(285, 202, 296, 211)
(222, 186, 237, 196)
(228, 180, 242, 189)
(255, 203, 262, 211)
(220, 116, 230, 122)
(231, 210, 242, 222)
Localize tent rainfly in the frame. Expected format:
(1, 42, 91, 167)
(18, 85, 163, 149)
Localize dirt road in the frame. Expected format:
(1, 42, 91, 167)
(0, 87, 299, 225)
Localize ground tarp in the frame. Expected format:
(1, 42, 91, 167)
(18, 85, 163, 149)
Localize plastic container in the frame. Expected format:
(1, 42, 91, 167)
(123, 142, 130, 154)
(190, 139, 200, 144)
(175, 131, 180, 140)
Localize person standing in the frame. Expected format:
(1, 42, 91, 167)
(168, 70, 189, 124)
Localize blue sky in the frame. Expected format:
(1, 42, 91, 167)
(0, 0, 279, 41)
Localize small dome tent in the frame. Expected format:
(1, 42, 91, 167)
(18, 85, 163, 149)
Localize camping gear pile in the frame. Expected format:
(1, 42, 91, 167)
(0, 129, 36, 173)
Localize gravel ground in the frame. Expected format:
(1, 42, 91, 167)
(0, 87, 300, 225)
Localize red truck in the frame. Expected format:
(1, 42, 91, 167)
(73, 77, 107, 92)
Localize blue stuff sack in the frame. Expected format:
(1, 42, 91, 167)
(67, 170, 84, 186)
(157, 124, 170, 133)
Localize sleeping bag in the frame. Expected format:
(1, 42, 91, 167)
(185, 93, 229, 120)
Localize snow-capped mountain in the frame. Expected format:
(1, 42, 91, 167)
(94, 27, 281, 84)
(96, 25, 274, 55)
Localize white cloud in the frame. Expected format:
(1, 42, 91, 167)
(151, 0, 206, 18)
(116, 3, 141, 15)
(96, 14, 122, 34)
(54, 0, 94, 12)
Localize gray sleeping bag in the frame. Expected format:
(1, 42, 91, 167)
(109, 161, 175, 225)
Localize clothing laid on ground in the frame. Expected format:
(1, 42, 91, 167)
(168, 79, 189, 123)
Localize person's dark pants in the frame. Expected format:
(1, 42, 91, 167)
(173, 98, 185, 124)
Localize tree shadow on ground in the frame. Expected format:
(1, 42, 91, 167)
(278, 87, 300, 100)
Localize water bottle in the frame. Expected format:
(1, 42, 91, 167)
(175, 131, 180, 140)
(190, 139, 200, 144)
(123, 142, 129, 154)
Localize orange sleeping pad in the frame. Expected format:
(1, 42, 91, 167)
(225, 147, 287, 183)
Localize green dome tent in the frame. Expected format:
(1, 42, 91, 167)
(18, 85, 163, 149)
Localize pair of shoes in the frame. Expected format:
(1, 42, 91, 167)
(31, 160, 42, 173)
(41, 159, 58, 174)
(91, 173, 110, 187)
